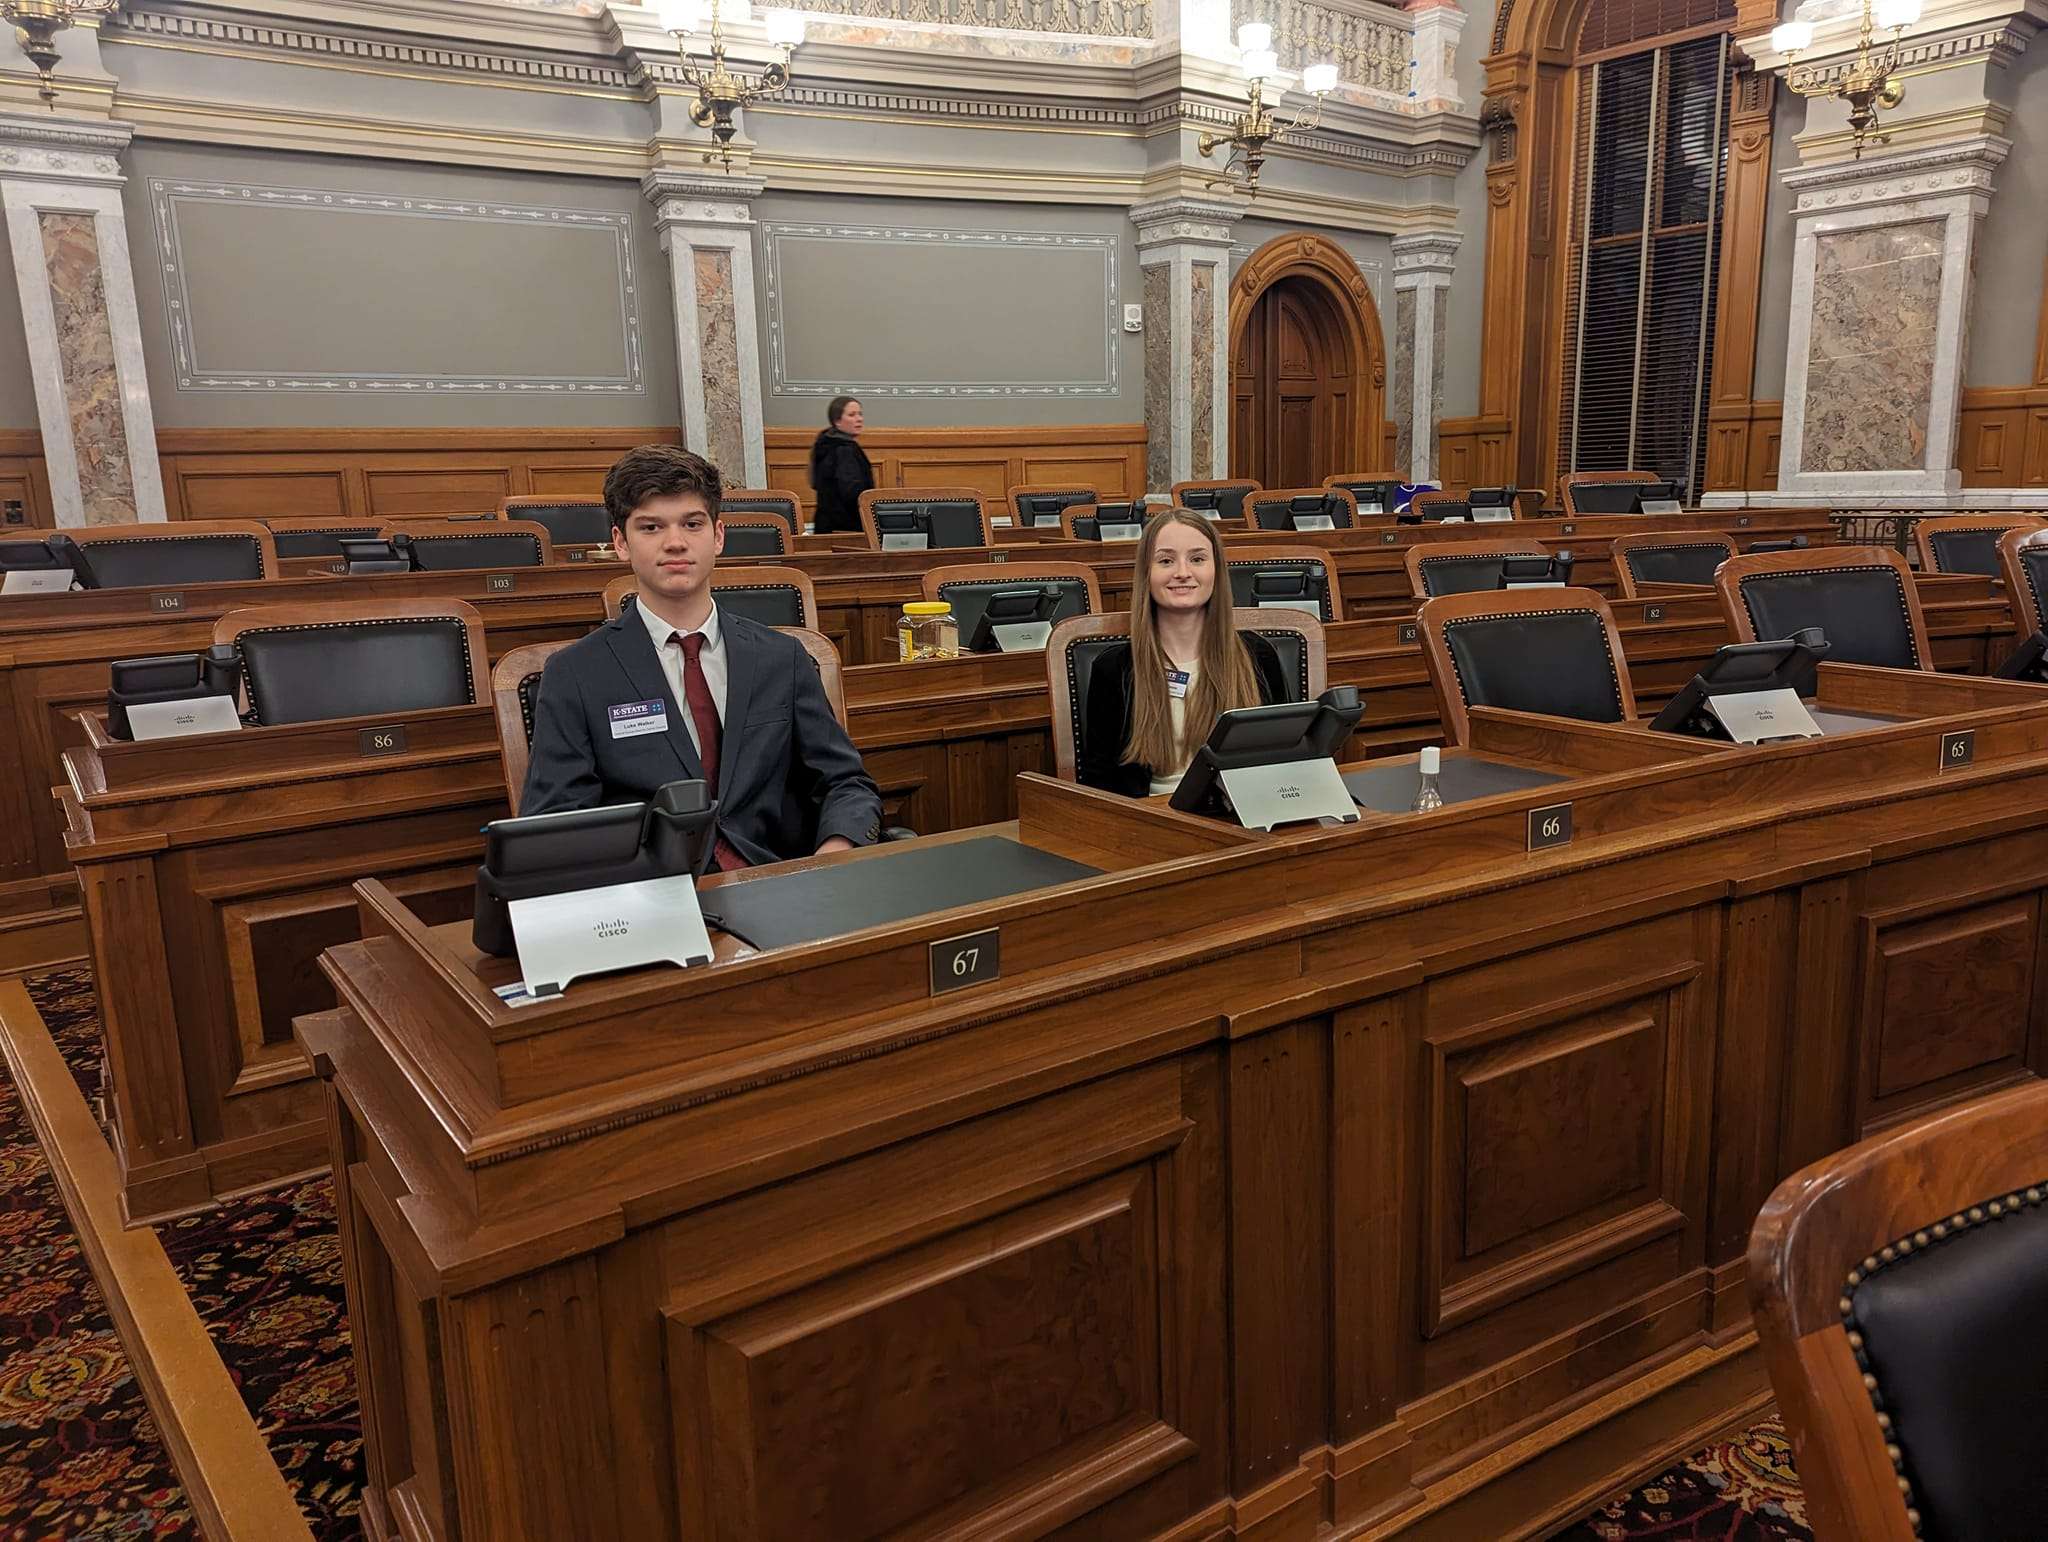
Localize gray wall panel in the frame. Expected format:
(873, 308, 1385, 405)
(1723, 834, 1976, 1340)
(0, 225, 36, 430)
(1968, 51, 2047, 387)
(1752, 91, 1803, 401)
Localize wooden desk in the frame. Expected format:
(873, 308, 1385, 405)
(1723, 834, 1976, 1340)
(59, 705, 505, 1220)
(302, 668, 2048, 1542)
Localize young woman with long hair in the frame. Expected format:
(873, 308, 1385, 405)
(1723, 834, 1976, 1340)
(808, 395, 874, 534)
(1078, 509, 1291, 796)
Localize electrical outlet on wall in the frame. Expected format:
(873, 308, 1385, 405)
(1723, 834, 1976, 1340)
(1123, 304, 1143, 333)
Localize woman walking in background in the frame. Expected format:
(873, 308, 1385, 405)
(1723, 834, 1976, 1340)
(809, 395, 874, 534)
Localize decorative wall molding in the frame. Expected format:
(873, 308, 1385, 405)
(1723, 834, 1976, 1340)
(1783, 133, 2011, 210)
(1228, 0, 1417, 94)
(773, 0, 1156, 38)
(149, 177, 646, 394)
(0, 111, 131, 188)
(761, 222, 1120, 398)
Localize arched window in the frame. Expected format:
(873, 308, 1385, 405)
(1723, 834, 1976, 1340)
(1557, 0, 1735, 498)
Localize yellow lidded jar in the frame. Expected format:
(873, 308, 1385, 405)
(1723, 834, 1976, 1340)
(897, 600, 960, 662)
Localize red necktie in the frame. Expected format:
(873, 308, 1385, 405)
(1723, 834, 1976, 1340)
(675, 632, 744, 871)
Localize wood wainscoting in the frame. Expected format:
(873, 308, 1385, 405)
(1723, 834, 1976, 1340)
(0, 429, 57, 531)
(155, 427, 683, 521)
(1958, 387, 2048, 488)
(1703, 400, 1783, 494)
(1436, 415, 1512, 490)
(764, 423, 1146, 516)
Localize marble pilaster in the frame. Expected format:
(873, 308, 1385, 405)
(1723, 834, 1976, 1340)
(1131, 194, 1243, 490)
(1774, 135, 2008, 501)
(0, 112, 165, 526)
(645, 170, 768, 489)
(1390, 231, 1458, 484)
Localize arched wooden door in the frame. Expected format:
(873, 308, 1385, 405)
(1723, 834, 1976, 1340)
(1229, 234, 1386, 486)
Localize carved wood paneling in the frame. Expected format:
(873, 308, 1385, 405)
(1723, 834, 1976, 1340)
(1955, 386, 2048, 488)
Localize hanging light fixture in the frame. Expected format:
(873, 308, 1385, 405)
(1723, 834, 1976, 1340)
(3, 0, 118, 107)
(660, 0, 806, 172)
(1198, 22, 1341, 197)
(1772, 0, 1922, 159)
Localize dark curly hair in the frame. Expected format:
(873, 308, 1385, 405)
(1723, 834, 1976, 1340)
(603, 444, 724, 532)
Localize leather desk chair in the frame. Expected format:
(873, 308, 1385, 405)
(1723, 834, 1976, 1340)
(601, 568, 818, 631)
(1406, 490, 1516, 523)
(1417, 586, 1637, 745)
(720, 513, 792, 558)
(1404, 539, 1550, 600)
(494, 626, 851, 814)
(1914, 514, 2047, 577)
(261, 518, 395, 561)
(722, 490, 802, 537)
(70, 520, 278, 588)
(1561, 470, 1657, 518)
(1045, 608, 1327, 782)
(921, 561, 1103, 647)
(1007, 484, 1100, 531)
(216, 598, 487, 728)
(1716, 546, 1930, 670)
(1323, 471, 1405, 510)
(1749, 1081, 2048, 1542)
(858, 488, 991, 551)
(1058, 503, 1146, 542)
(500, 497, 611, 548)
(399, 519, 553, 571)
(1226, 545, 1344, 623)
(1170, 479, 1261, 522)
(1609, 530, 1737, 599)
(1997, 527, 2048, 636)
(1245, 487, 1360, 534)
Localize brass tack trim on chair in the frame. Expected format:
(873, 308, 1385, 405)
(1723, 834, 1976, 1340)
(1840, 1181, 2048, 1536)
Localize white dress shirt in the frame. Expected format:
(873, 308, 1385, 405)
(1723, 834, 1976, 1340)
(636, 595, 728, 760)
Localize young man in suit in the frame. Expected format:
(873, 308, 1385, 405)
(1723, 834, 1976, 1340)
(521, 445, 882, 867)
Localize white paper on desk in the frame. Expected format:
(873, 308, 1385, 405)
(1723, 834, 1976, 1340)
(508, 873, 713, 997)
(127, 696, 243, 740)
(2, 570, 72, 594)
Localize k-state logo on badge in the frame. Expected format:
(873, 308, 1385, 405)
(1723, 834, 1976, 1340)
(608, 699, 670, 739)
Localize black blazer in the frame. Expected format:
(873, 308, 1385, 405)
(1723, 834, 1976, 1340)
(1077, 632, 1292, 798)
(809, 429, 874, 535)
(522, 607, 883, 864)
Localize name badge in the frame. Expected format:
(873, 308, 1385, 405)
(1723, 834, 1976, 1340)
(1165, 668, 1191, 700)
(608, 699, 669, 739)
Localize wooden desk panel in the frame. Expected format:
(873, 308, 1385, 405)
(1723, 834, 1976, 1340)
(301, 670, 2048, 1542)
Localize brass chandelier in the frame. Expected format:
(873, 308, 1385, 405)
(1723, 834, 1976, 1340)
(1772, 0, 1922, 158)
(4, 0, 117, 107)
(1198, 23, 1340, 196)
(660, 0, 805, 172)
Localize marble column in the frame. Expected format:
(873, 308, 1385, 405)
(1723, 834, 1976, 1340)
(645, 170, 768, 489)
(1131, 195, 1243, 491)
(1776, 135, 2007, 503)
(0, 113, 165, 526)
(1390, 231, 1459, 484)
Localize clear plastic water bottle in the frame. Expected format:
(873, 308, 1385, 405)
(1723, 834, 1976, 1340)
(1412, 745, 1445, 812)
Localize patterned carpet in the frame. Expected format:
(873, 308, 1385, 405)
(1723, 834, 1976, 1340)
(0, 965, 1814, 1541)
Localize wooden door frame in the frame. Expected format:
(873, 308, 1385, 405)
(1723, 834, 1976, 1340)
(1229, 233, 1387, 482)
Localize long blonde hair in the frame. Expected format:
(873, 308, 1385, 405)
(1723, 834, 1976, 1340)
(1124, 509, 1260, 770)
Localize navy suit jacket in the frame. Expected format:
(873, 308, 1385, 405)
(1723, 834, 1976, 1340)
(520, 606, 883, 864)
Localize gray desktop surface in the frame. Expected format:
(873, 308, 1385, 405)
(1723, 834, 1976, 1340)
(700, 834, 1102, 952)
(1343, 756, 1568, 815)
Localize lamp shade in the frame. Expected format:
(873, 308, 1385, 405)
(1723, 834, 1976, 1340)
(1301, 61, 1338, 94)
(1873, 0, 1920, 28)
(1242, 47, 1278, 80)
(765, 8, 805, 45)
(1770, 18, 1814, 51)
(1237, 21, 1272, 52)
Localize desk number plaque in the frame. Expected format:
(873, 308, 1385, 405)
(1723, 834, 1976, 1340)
(360, 725, 408, 757)
(1528, 802, 1573, 851)
(1941, 730, 1976, 770)
(931, 927, 1000, 995)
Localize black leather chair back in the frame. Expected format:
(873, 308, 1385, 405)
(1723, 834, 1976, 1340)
(1329, 480, 1400, 514)
(1182, 485, 1254, 520)
(2019, 547, 2048, 631)
(1014, 491, 1093, 527)
(709, 582, 806, 628)
(1064, 626, 1311, 773)
(270, 526, 384, 560)
(1845, 1185, 2048, 1541)
(516, 670, 544, 746)
(1230, 560, 1334, 622)
(874, 497, 984, 549)
(514, 503, 611, 547)
(239, 617, 478, 726)
(1737, 566, 1919, 669)
(1623, 541, 1731, 589)
(723, 494, 800, 535)
(83, 533, 267, 588)
(938, 577, 1093, 640)
(1418, 553, 1529, 598)
(1926, 527, 2011, 577)
(1251, 492, 1353, 532)
(723, 523, 788, 558)
(407, 532, 545, 571)
(1442, 609, 1626, 724)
